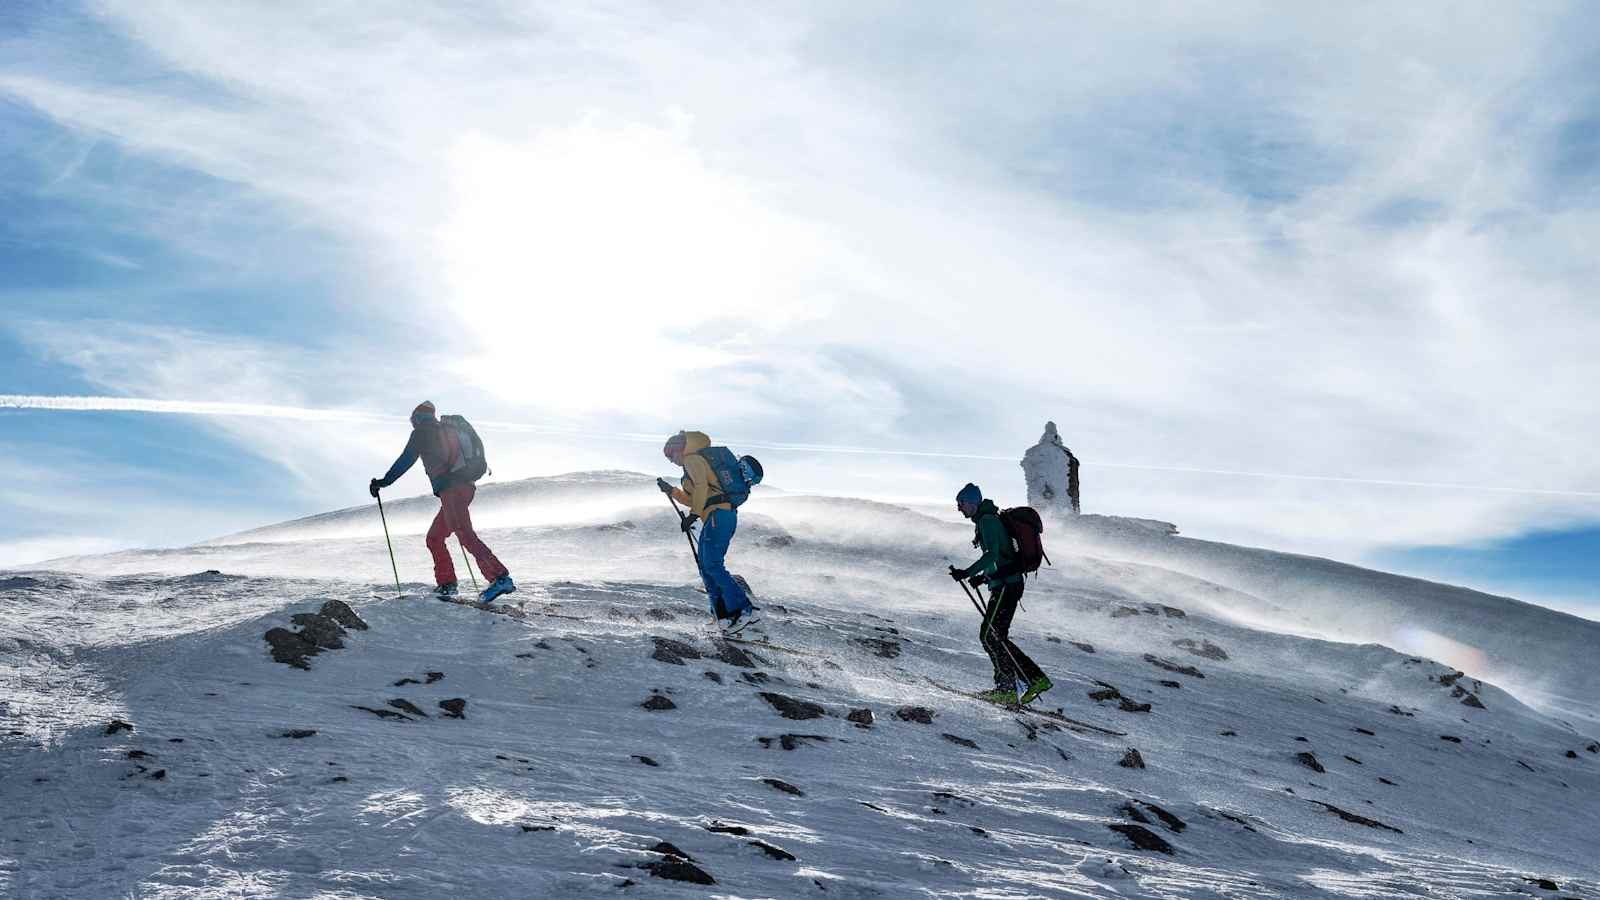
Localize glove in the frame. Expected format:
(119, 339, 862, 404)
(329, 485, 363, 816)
(680, 514, 699, 533)
(656, 477, 674, 494)
(967, 573, 989, 589)
(948, 565, 966, 582)
(369, 478, 384, 498)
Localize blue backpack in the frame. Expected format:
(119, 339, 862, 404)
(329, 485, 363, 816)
(698, 446, 764, 508)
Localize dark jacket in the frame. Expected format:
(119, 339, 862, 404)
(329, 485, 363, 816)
(377, 421, 461, 496)
(961, 499, 1021, 584)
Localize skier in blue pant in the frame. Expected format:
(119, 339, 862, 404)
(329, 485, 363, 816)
(659, 430, 756, 629)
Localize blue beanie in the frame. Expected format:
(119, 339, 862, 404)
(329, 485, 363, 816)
(956, 483, 982, 506)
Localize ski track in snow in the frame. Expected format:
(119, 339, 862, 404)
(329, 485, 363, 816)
(3, 475, 1599, 899)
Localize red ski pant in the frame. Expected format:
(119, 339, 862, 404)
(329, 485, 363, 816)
(426, 483, 508, 587)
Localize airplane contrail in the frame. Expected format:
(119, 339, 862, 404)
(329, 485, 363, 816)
(5, 393, 1599, 499)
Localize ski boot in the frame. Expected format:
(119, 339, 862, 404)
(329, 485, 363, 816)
(975, 688, 1018, 705)
(1020, 675, 1053, 704)
(480, 574, 516, 603)
(721, 605, 761, 636)
(433, 582, 460, 599)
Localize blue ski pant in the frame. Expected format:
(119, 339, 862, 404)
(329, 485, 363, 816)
(697, 508, 752, 620)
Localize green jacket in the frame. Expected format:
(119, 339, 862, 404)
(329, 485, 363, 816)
(962, 500, 1020, 584)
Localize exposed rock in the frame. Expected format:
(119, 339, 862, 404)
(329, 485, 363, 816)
(519, 824, 555, 833)
(393, 678, 422, 687)
(705, 822, 750, 836)
(318, 599, 369, 631)
(740, 671, 772, 686)
(1378, 777, 1396, 785)
(852, 636, 902, 659)
(388, 698, 429, 718)
(1158, 680, 1182, 689)
(425, 671, 445, 684)
(438, 699, 467, 719)
(1388, 705, 1415, 717)
(941, 733, 979, 749)
(1588, 742, 1599, 754)
(1088, 684, 1122, 703)
(650, 841, 693, 860)
(1106, 823, 1173, 854)
(749, 840, 796, 861)
(1459, 693, 1486, 709)
(1517, 760, 1537, 772)
(762, 778, 804, 796)
(1119, 698, 1153, 713)
(703, 671, 723, 684)
(1344, 755, 1362, 765)
(148, 769, 166, 780)
(759, 692, 825, 720)
(1353, 727, 1376, 736)
(1527, 877, 1560, 891)
(126, 749, 153, 760)
(1118, 748, 1146, 769)
(289, 613, 346, 650)
(642, 694, 677, 711)
(640, 858, 716, 885)
(1045, 635, 1062, 643)
(1295, 752, 1326, 773)
(894, 706, 935, 724)
(279, 729, 317, 739)
(1122, 800, 1186, 833)
(763, 534, 796, 548)
(756, 734, 831, 751)
(651, 637, 702, 665)
(1440, 735, 1462, 743)
(1071, 641, 1097, 653)
(715, 641, 761, 668)
(1219, 730, 1237, 737)
(105, 719, 135, 735)
(1437, 670, 1464, 687)
(1565, 750, 1578, 759)
(633, 755, 659, 767)
(1143, 655, 1205, 678)
(1309, 801, 1403, 833)
(1160, 606, 1187, 618)
(847, 707, 874, 727)
(645, 607, 675, 621)
(352, 705, 412, 721)
(264, 627, 320, 670)
(1111, 606, 1142, 618)
(1171, 638, 1228, 661)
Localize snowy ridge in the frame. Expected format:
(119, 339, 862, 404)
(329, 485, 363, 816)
(3, 473, 1598, 897)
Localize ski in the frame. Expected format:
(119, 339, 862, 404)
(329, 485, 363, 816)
(718, 635, 807, 656)
(439, 595, 528, 619)
(923, 676, 1126, 736)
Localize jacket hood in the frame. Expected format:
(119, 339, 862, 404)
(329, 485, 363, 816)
(975, 498, 1000, 518)
(682, 431, 711, 453)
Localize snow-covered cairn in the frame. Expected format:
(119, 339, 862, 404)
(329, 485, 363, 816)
(1021, 421, 1080, 517)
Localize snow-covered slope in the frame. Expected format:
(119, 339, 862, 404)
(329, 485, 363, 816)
(4, 472, 1597, 898)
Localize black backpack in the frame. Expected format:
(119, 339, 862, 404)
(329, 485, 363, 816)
(441, 414, 489, 482)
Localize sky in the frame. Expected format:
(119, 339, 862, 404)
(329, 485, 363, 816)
(1, 2, 1597, 615)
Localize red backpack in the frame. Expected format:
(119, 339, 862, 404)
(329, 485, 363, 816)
(999, 506, 1048, 575)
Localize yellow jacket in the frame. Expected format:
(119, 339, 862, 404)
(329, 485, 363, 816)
(670, 431, 733, 519)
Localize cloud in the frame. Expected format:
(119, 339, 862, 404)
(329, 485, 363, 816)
(1, 1, 1598, 568)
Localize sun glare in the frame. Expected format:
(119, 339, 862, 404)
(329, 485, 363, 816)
(433, 118, 807, 412)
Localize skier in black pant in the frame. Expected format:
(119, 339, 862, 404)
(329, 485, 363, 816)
(950, 482, 1052, 704)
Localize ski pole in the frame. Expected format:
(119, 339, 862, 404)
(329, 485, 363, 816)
(376, 492, 402, 597)
(957, 576, 1029, 699)
(459, 539, 478, 590)
(666, 489, 720, 624)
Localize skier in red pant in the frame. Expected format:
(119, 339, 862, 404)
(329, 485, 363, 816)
(369, 401, 515, 602)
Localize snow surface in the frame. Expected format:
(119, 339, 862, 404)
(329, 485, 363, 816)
(3, 471, 1598, 898)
